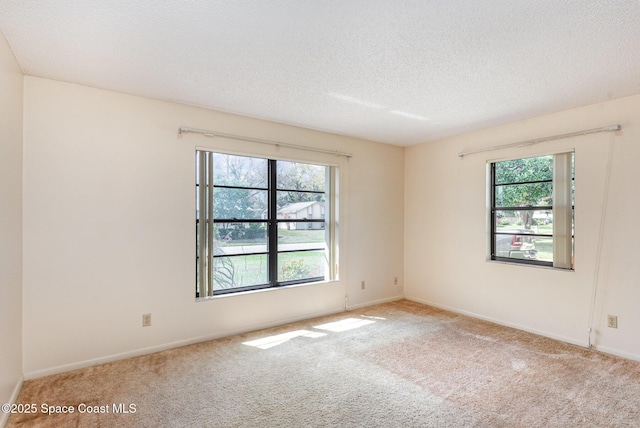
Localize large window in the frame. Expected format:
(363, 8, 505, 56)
(489, 152, 574, 269)
(196, 151, 334, 298)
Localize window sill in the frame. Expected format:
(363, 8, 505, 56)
(487, 259, 574, 272)
(196, 279, 339, 302)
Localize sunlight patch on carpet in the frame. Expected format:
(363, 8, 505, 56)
(362, 315, 386, 320)
(314, 317, 376, 332)
(242, 329, 326, 349)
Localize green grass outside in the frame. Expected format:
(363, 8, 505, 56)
(278, 229, 325, 243)
(535, 238, 553, 262)
(213, 250, 326, 290)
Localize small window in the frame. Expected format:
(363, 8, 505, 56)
(489, 152, 574, 269)
(196, 151, 335, 298)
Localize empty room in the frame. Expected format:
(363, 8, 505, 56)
(2, 1, 640, 427)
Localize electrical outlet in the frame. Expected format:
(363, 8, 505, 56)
(142, 313, 152, 327)
(607, 315, 618, 329)
(361, 281, 365, 290)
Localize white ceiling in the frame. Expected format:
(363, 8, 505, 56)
(1, 1, 640, 146)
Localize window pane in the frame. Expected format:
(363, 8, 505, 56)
(277, 161, 326, 192)
(213, 255, 268, 290)
(214, 223, 268, 255)
(278, 251, 326, 282)
(277, 195, 326, 220)
(490, 152, 573, 269)
(495, 182, 552, 207)
(495, 210, 553, 231)
(213, 153, 268, 188)
(278, 226, 326, 252)
(197, 151, 334, 297)
(213, 188, 267, 219)
(495, 155, 553, 184)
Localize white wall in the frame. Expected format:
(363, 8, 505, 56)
(22, 77, 404, 377)
(17, 46, 640, 382)
(0, 31, 23, 424)
(405, 94, 640, 360)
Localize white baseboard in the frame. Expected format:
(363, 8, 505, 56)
(24, 306, 346, 380)
(405, 296, 590, 349)
(594, 345, 640, 363)
(0, 376, 24, 428)
(347, 295, 404, 311)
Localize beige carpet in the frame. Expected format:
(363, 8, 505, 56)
(7, 300, 640, 427)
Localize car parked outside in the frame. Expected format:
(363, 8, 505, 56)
(494, 229, 538, 260)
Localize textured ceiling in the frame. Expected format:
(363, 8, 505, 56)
(1, 1, 640, 146)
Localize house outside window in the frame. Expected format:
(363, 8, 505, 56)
(196, 151, 335, 298)
(489, 152, 574, 269)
